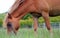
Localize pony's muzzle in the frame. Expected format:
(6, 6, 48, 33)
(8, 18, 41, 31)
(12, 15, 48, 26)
(7, 22, 18, 35)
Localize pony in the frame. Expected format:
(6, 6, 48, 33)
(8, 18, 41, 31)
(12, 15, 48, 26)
(3, 0, 60, 34)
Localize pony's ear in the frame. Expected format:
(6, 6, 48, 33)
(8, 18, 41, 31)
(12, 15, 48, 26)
(8, 13, 12, 19)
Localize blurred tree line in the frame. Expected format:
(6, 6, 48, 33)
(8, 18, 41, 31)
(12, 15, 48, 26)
(0, 13, 60, 27)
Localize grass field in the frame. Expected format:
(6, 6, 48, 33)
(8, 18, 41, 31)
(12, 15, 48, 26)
(0, 28, 60, 38)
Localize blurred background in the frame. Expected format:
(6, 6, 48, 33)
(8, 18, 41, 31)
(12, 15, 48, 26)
(0, 11, 60, 38)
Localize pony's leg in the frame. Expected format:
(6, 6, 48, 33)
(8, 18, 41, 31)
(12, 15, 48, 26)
(33, 16, 38, 32)
(33, 16, 39, 38)
(41, 11, 53, 38)
(12, 27, 17, 35)
(13, 26, 20, 35)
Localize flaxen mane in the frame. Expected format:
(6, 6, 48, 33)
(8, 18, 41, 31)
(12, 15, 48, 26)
(9, 0, 25, 13)
(3, 0, 24, 28)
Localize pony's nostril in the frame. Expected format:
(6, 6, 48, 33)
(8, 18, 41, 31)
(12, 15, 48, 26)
(16, 26, 19, 30)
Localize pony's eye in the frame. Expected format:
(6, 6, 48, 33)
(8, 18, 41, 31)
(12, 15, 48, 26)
(7, 22, 12, 28)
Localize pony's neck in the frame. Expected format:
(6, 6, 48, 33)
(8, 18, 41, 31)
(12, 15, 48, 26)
(10, 0, 33, 20)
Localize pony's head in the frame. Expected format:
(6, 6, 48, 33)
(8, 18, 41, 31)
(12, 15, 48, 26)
(3, 13, 20, 34)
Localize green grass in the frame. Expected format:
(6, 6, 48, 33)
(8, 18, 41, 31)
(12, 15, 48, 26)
(0, 28, 60, 38)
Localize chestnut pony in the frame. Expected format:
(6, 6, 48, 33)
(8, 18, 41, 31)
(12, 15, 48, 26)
(3, 0, 60, 34)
